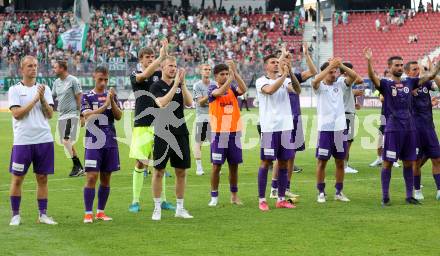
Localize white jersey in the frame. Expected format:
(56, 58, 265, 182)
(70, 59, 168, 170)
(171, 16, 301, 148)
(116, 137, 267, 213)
(314, 78, 347, 131)
(256, 75, 293, 133)
(8, 82, 54, 145)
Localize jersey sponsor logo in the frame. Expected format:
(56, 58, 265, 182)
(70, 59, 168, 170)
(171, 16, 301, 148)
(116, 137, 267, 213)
(85, 159, 97, 168)
(11, 162, 25, 172)
(403, 87, 409, 93)
(318, 148, 329, 156)
(212, 153, 223, 161)
(264, 148, 275, 156)
(395, 83, 403, 88)
(92, 102, 99, 110)
(98, 96, 107, 101)
(386, 150, 396, 159)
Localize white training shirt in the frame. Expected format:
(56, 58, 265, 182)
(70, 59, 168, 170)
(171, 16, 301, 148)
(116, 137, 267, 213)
(339, 76, 356, 114)
(314, 78, 347, 131)
(256, 75, 293, 133)
(8, 82, 54, 145)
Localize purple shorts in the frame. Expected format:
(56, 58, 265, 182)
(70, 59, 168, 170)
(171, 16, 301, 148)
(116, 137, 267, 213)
(383, 131, 417, 162)
(416, 127, 440, 160)
(9, 142, 54, 176)
(210, 132, 243, 165)
(315, 130, 347, 160)
(292, 116, 305, 151)
(84, 147, 120, 172)
(261, 130, 295, 161)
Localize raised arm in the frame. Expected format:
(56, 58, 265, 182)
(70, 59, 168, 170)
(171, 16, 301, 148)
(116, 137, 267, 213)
(82, 95, 112, 121)
(311, 58, 341, 90)
(136, 39, 168, 83)
(301, 43, 318, 81)
(228, 61, 247, 95)
(340, 63, 362, 86)
(39, 85, 54, 119)
(287, 62, 301, 94)
(180, 69, 193, 107)
(211, 71, 235, 97)
(155, 74, 180, 108)
(419, 61, 440, 85)
(364, 47, 380, 89)
(9, 88, 40, 120)
(109, 88, 122, 120)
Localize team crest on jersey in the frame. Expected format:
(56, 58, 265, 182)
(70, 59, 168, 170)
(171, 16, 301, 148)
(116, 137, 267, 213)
(333, 87, 338, 93)
(176, 88, 181, 94)
(392, 87, 397, 96)
(153, 76, 159, 82)
(422, 87, 428, 93)
(403, 87, 409, 93)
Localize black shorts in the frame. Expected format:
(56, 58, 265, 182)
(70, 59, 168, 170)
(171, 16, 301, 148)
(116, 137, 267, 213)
(58, 117, 79, 141)
(379, 125, 385, 134)
(195, 122, 211, 143)
(257, 123, 261, 137)
(153, 134, 191, 170)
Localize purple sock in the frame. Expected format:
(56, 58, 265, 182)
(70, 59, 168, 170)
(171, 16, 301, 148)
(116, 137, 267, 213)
(381, 168, 391, 201)
(335, 183, 343, 195)
(277, 169, 288, 198)
(403, 167, 414, 199)
(37, 198, 47, 216)
(287, 180, 291, 190)
(83, 187, 95, 212)
(433, 174, 440, 190)
(414, 175, 421, 190)
(317, 183, 325, 194)
(230, 186, 238, 193)
(258, 167, 268, 198)
(211, 191, 218, 197)
(271, 179, 278, 189)
(10, 196, 21, 216)
(97, 186, 110, 211)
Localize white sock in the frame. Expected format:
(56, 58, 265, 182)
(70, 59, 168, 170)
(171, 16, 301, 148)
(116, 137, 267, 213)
(97, 209, 104, 213)
(259, 198, 266, 203)
(85, 211, 93, 214)
(153, 198, 161, 209)
(278, 197, 285, 202)
(176, 198, 184, 210)
(196, 159, 202, 167)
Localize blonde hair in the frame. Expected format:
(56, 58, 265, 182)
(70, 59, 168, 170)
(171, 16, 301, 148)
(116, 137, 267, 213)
(20, 55, 37, 68)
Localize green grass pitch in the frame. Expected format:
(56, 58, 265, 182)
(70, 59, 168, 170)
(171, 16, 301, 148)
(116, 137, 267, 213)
(0, 108, 440, 255)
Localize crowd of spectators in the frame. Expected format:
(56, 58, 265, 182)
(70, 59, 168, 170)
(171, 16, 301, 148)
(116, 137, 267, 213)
(0, 5, 306, 77)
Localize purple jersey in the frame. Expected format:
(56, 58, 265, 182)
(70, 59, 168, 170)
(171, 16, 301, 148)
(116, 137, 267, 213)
(81, 90, 119, 149)
(288, 72, 303, 117)
(379, 77, 419, 132)
(412, 81, 435, 128)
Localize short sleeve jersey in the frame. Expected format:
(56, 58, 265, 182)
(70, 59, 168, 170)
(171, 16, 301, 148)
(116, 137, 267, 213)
(130, 70, 162, 127)
(8, 82, 54, 145)
(314, 78, 347, 131)
(256, 75, 293, 133)
(378, 77, 419, 132)
(150, 79, 189, 135)
(412, 80, 435, 128)
(81, 90, 119, 149)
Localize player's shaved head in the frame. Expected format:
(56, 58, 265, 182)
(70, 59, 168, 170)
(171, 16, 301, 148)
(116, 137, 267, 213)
(20, 55, 37, 68)
(20, 55, 38, 79)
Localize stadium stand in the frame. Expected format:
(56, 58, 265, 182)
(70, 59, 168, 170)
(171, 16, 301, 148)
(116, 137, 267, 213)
(334, 11, 440, 77)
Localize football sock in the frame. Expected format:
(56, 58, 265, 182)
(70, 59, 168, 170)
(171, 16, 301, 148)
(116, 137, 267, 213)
(132, 167, 144, 204)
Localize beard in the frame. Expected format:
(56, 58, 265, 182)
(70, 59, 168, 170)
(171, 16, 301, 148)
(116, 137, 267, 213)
(393, 71, 403, 77)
